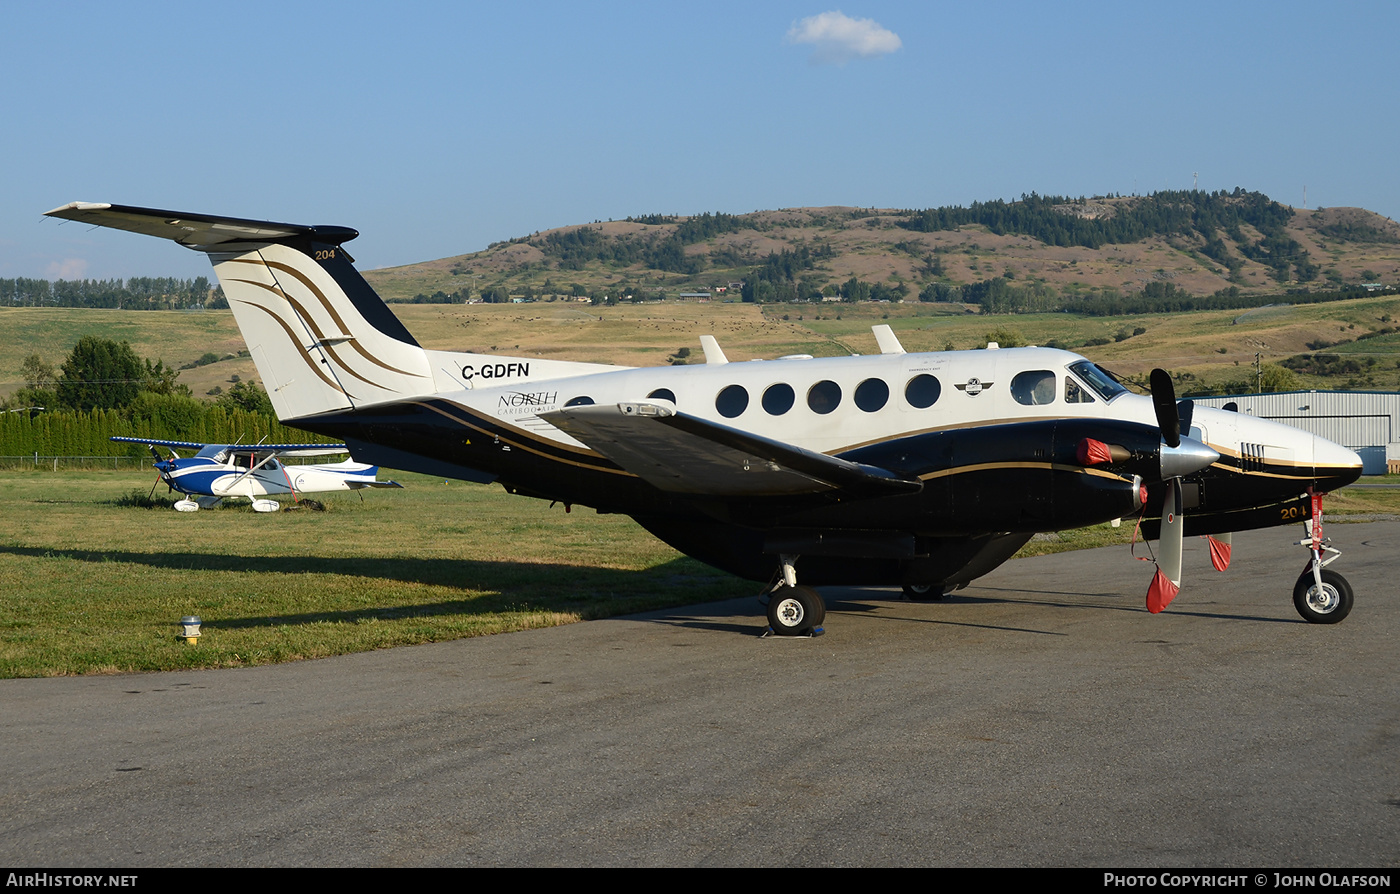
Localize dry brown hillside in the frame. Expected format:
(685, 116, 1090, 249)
(364, 194, 1400, 305)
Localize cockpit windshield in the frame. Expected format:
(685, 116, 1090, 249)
(1068, 360, 1128, 402)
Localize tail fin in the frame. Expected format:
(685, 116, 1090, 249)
(44, 202, 434, 419)
(209, 241, 432, 418)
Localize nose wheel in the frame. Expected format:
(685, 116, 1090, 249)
(1292, 569, 1353, 624)
(1293, 489, 1353, 624)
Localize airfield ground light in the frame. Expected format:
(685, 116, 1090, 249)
(179, 616, 202, 644)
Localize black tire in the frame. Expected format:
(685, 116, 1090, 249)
(902, 582, 945, 602)
(767, 585, 825, 635)
(1292, 569, 1353, 624)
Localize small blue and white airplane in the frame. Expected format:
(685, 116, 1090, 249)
(113, 437, 402, 512)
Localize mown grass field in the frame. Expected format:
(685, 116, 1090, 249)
(0, 470, 746, 678)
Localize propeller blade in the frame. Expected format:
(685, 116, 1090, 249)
(1150, 368, 1180, 448)
(1177, 399, 1195, 437)
(148, 474, 161, 501)
(1147, 479, 1185, 613)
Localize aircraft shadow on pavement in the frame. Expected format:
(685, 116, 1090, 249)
(825, 585, 1298, 627)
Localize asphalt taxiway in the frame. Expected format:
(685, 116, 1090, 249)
(3, 522, 1398, 867)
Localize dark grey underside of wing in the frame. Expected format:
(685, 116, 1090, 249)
(43, 202, 356, 248)
(541, 405, 921, 498)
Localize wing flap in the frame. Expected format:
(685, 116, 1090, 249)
(541, 403, 921, 498)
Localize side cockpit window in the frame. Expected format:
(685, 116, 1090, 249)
(1010, 370, 1056, 406)
(1064, 377, 1096, 404)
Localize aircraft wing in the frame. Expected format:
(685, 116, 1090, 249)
(541, 403, 921, 498)
(346, 480, 404, 489)
(224, 444, 350, 458)
(111, 436, 348, 458)
(111, 436, 209, 451)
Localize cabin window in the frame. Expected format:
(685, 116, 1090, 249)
(762, 383, 795, 415)
(1011, 370, 1057, 406)
(1064, 378, 1096, 404)
(904, 374, 941, 409)
(807, 380, 842, 415)
(564, 396, 595, 407)
(647, 388, 676, 404)
(715, 384, 749, 418)
(854, 378, 889, 412)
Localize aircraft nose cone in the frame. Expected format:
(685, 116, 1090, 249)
(1314, 434, 1363, 488)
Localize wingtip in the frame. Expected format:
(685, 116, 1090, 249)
(44, 201, 112, 217)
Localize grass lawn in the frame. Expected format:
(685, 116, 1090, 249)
(0, 469, 746, 677)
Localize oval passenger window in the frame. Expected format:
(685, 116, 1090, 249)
(715, 384, 749, 418)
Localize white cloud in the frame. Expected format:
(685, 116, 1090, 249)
(47, 258, 88, 280)
(785, 11, 902, 65)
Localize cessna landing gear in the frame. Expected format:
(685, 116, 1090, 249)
(766, 585, 825, 636)
(1293, 488, 1353, 624)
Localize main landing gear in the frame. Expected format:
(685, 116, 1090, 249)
(1293, 489, 1353, 624)
(764, 554, 825, 637)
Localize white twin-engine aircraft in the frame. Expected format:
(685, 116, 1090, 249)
(111, 437, 402, 513)
(47, 202, 1365, 635)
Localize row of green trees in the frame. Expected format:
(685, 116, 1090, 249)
(3, 337, 326, 457)
(908, 276, 1389, 317)
(1, 277, 224, 309)
(0, 404, 316, 458)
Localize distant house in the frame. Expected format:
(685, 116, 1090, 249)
(678, 292, 711, 302)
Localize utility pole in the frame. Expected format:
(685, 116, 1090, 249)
(1255, 352, 1263, 393)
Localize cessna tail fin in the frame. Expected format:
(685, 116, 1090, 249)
(44, 202, 434, 420)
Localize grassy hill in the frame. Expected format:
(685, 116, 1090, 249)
(362, 192, 1400, 307)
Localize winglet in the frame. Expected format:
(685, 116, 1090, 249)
(699, 335, 729, 365)
(872, 324, 905, 355)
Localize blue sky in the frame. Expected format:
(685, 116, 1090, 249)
(5, 1, 1397, 281)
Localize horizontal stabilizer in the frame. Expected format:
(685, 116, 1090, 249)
(45, 203, 357, 249)
(542, 403, 922, 498)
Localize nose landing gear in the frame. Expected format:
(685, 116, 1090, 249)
(1294, 489, 1352, 624)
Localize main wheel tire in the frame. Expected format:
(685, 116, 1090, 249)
(1292, 569, 1353, 624)
(902, 582, 945, 602)
(767, 585, 825, 635)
